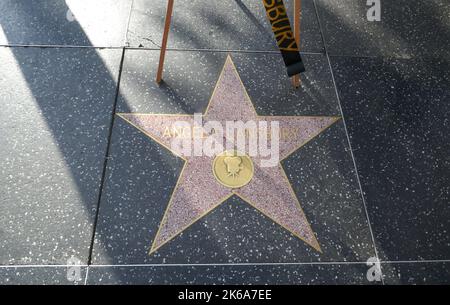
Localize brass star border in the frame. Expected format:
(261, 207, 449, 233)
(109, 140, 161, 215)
(117, 55, 340, 254)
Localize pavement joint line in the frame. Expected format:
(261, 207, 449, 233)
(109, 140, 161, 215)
(2, 259, 450, 268)
(86, 47, 127, 265)
(84, 266, 90, 285)
(123, 46, 325, 56)
(89, 262, 373, 267)
(123, 0, 135, 48)
(0, 44, 324, 56)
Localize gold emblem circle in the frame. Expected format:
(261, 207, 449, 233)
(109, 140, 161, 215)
(212, 150, 254, 188)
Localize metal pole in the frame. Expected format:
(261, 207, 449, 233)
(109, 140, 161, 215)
(156, 0, 175, 84)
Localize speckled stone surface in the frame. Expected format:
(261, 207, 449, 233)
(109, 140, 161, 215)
(86, 264, 376, 285)
(116, 50, 340, 115)
(126, 0, 324, 53)
(0, 0, 132, 46)
(382, 262, 450, 285)
(315, 0, 450, 58)
(330, 56, 450, 262)
(2, 1, 449, 284)
(90, 51, 376, 268)
(0, 266, 87, 285)
(0, 47, 122, 264)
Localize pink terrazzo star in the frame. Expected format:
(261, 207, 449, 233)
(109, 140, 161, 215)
(118, 56, 340, 254)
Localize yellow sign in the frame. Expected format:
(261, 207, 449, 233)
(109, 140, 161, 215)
(263, 0, 298, 52)
(212, 150, 254, 188)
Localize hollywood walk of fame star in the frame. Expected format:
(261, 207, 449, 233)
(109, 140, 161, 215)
(118, 56, 340, 254)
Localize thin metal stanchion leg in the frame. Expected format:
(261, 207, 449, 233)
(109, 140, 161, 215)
(156, 0, 175, 84)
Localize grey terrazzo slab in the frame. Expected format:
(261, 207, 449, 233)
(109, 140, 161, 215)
(127, 0, 324, 53)
(117, 50, 340, 115)
(382, 262, 450, 285)
(91, 140, 375, 264)
(0, 266, 87, 285)
(315, 0, 450, 58)
(90, 49, 375, 265)
(86, 264, 375, 285)
(282, 120, 375, 262)
(330, 56, 450, 261)
(0, 0, 132, 47)
(0, 47, 122, 264)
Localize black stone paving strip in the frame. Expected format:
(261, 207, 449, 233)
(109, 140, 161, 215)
(0, 46, 123, 265)
(312, 0, 383, 277)
(382, 261, 450, 285)
(314, 0, 450, 59)
(313, 0, 449, 282)
(1, 261, 450, 284)
(0, 266, 88, 285)
(85, 263, 377, 285)
(329, 55, 450, 263)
